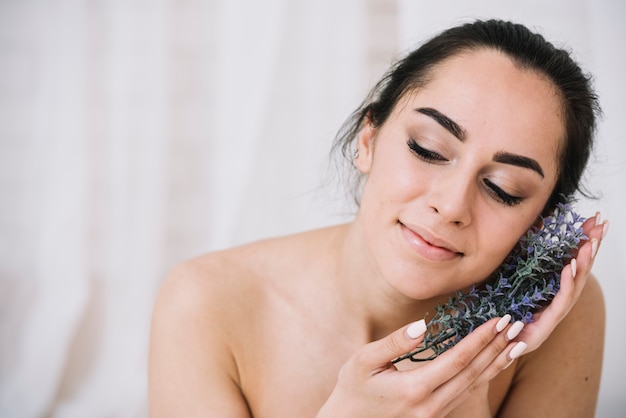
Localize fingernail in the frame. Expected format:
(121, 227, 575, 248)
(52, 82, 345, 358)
(571, 258, 577, 278)
(506, 321, 524, 340)
(591, 238, 598, 259)
(407, 319, 427, 339)
(496, 314, 512, 333)
(602, 221, 609, 239)
(509, 341, 528, 360)
(595, 211, 601, 226)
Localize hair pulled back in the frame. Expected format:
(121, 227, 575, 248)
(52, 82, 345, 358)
(333, 19, 600, 211)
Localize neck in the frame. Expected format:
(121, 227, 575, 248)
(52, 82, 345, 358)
(330, 221, 440, 342)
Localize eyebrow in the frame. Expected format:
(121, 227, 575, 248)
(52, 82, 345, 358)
(493, 151, 545, 178)
(416, 107, 466, 141)
(416, 107, 545, 178)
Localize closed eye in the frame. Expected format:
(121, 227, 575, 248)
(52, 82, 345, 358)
(407, 138, 448, 162)
(483, 178, 523, 206)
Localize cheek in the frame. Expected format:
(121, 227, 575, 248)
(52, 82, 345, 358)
(478, 214, 537, 268)
(368, 151, 432, 204)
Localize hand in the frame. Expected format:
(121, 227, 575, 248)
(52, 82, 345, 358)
(513, 212, 608, 353)
(317, 316, 527, 418)
(445, 382, 491, 418)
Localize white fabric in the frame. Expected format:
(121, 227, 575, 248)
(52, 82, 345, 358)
(0, 0, 624, 416)
(1, 0, 365, 416)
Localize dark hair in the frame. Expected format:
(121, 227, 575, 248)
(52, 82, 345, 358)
(332, 19, 600, 212)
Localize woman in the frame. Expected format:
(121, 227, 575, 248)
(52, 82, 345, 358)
(149, 20, 607, 417)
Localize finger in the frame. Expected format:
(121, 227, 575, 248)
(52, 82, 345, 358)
(569, 238, 596, 292)
(516, 246, 588, 352)
(441, 335, 527, 417)
(515, 213, 606, 354)
(542, 214, 603, 326)
(577, 213, 603, 268)
(580, 212, 607, 248)
(580, 214, 598, 239)
(473, 325, 528, 383)
(558, 214, 602, 309)
(587, 220, 606, 253)
(440, 338, 528, 416)
(414, 317, 503, 389)
(355, 320, 427, 373)
(442, 319, 529, 416)
(573, 213, 607, 298)
(417, 317, 513, 412)
(559, 233, 599, 314)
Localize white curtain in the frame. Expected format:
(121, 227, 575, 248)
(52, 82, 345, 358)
(0, 0, 368, 416)
(0, 1, 623, 417)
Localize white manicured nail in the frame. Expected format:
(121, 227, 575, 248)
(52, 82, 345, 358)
(509, 341, 528, 360)
(407, 320, 427, 339)
(591, 238, 598, 259)
(602, 221, 609, 239)
(496, 314, 512, 333)
(506, 321, 524, 340)
(595, 212, 601, 226)
(571, 258, 577, 278)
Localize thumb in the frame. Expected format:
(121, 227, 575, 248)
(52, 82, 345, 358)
(357, 319, 427, 371)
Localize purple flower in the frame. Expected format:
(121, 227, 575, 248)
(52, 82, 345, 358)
(393, 197, 586, 363)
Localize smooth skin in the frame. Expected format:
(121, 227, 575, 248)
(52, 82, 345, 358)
(149, 49, 606, 417)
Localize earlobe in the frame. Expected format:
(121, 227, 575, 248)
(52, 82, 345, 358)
(354, 119, 376, 174)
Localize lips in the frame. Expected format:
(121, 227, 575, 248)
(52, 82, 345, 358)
(400, 222, 463, 262)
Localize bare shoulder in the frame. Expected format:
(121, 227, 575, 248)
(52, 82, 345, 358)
(148, 248, 256, 417)
(499, 275, 605, 417)
(148, 226, 343, 417)
(152, 226, 327, 321)
(147, 238, 281, 417)
(157, 243, 267, 316)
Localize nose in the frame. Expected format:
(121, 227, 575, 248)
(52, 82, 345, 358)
(427, 170, 474, 227)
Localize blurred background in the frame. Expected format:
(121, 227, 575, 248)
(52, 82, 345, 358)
(0, 0, 624, 416)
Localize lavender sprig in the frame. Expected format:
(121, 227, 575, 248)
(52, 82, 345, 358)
(394, 199, 586, 363)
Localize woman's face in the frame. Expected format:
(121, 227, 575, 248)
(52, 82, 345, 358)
(354, 49, 564, 300)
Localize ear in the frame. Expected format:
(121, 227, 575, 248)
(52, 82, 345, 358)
(354, 118, 377, 174)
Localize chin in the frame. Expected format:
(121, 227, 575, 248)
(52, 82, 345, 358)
(387, 272, 462, 302)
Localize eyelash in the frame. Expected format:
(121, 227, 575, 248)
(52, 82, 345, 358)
(483, 179, 523, 207)
(407, 138, 447, 162)
(407, 138, 524, 207)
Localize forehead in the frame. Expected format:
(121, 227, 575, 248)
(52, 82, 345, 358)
(396, 49, 565, 179)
